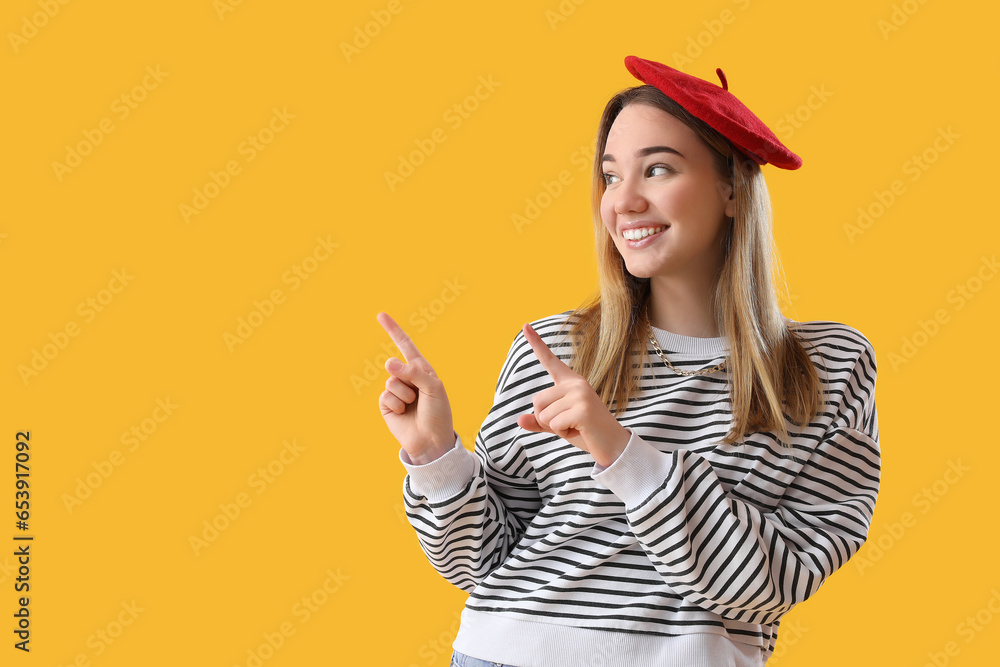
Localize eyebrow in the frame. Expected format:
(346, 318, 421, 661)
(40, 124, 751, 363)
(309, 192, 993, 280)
(601, 145, 685, 163)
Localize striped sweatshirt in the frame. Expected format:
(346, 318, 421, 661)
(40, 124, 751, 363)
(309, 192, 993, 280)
(399, 310, 880, 666)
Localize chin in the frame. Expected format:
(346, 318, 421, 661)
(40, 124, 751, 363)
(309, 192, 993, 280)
(622, 263, 659, 279)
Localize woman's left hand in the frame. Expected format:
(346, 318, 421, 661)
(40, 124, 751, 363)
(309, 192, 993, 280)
(516, 322, 631, 468)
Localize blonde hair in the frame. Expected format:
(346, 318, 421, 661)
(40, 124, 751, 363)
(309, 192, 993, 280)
(557, 84, 822, 448)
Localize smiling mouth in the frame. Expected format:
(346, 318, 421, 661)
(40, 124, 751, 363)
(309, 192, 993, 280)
(622, 225, 668, 241)
(622, 226, 669, 248)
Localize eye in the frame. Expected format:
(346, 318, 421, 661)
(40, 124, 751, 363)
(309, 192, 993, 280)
(649, 164, 674, 177)
(601, 172, 620, 186)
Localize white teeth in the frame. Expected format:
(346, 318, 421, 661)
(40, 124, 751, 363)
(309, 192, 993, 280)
(623, 226, 666, 240)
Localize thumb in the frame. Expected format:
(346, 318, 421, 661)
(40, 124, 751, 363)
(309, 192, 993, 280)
(517, 414, 548, 434)
(518, 413, 579, 444)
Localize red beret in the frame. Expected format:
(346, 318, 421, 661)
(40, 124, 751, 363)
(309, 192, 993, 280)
(623, 55, 802, 170)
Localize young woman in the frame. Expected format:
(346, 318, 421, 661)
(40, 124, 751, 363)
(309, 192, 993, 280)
(377, 55, 880, 667)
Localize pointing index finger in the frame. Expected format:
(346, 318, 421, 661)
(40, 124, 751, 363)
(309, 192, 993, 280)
(523, 322, 573, 381)
(377, 311, 425, 362)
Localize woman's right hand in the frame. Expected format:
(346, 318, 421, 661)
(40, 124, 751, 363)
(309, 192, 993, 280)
(376, 311, 457, 465)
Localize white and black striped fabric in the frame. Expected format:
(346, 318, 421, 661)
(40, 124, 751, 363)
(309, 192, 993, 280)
(399, 310, 880, 666)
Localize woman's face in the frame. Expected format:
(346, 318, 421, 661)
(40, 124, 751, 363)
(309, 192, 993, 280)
(600, 103, 735, 281)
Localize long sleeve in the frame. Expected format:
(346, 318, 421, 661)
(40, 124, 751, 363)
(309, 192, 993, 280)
(399, 330, 545, 593)
(590, 336, 880, 626)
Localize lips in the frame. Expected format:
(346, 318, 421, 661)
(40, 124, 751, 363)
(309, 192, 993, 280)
(623, 226, 668, 247)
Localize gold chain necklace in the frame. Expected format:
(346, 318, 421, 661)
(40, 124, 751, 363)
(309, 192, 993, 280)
(645, 307, 727, 377)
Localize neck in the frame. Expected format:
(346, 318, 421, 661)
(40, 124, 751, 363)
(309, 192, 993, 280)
(647, 273, 721, 338)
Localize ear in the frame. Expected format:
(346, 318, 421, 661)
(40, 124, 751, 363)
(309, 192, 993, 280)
(717, 177, 736, 219)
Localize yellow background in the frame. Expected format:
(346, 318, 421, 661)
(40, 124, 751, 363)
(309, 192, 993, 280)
(2, 0, 997, 664)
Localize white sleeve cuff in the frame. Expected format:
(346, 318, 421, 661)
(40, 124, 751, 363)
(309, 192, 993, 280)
(591, 428, 678, 511)
(399, 433, 477, 500)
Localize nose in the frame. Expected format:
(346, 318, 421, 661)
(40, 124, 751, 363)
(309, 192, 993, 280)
(612, 177, 647, 216)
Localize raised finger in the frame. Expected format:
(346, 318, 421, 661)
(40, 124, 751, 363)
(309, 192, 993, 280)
(377, 311, 426, 363)
(523, 322, 575, 382)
